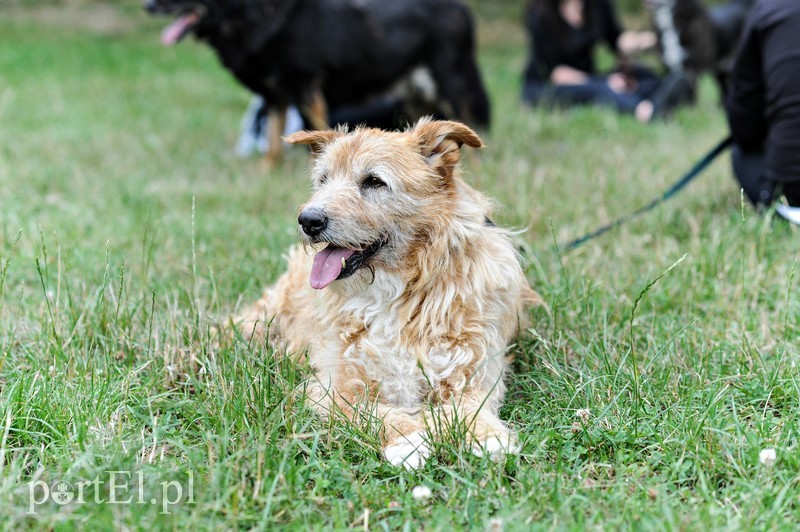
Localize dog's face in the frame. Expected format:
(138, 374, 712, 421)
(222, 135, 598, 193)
(287, 119, 483, 291)
(145, 0, 215, 45)
(145, 0, 295, 48)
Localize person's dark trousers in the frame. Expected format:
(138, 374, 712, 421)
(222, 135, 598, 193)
(732, 143, 800, 207)
(522, 66, 661, 115)
(523, 78, 641, 113)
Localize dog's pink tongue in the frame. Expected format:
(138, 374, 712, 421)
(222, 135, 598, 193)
(310, 246, 355, 290)
(161, 13, 199, 46)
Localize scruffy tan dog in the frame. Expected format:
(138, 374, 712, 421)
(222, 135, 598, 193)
(239, 118, 538, 468)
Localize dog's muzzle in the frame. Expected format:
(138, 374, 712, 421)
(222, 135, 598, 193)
(298, 209, 387, 290)
(298, 208, 328, 237)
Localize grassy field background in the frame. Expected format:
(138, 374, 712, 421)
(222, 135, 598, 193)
(1, 1, 798, 529)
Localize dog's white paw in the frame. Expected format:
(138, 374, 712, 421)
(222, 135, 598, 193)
(383, 431, 431, 470)
(472, 434, 520, 461)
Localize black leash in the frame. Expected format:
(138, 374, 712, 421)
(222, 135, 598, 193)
(562, 135, 733, 251)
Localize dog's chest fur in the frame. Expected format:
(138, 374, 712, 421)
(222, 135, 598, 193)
(327, 271, 458, 408)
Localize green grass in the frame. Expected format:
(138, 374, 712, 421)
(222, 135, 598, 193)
(1, 3, 799, 530)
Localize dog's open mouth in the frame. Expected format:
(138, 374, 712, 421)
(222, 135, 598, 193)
(309, 238, 385, 290)
(161, 11, 201, 46)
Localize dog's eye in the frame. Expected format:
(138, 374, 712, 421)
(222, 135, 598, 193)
(318, 174, 329, 185)
(361, 173, 386, 190)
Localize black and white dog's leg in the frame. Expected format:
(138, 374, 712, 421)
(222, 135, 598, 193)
(235, 96, 304, 157)
(235, 95, 268, 157)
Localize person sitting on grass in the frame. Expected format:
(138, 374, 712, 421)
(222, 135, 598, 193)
(522, 0, 690, 122)
(726, 0, 800, 224)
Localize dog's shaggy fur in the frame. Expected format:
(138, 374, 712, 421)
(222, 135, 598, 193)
(238, 119, 538, 468)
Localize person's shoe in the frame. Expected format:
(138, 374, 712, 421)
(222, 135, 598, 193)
(775, 185, 800, 225)
(775, 204, 800, 225)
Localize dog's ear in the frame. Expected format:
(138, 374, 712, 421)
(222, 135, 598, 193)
(284, 129, 343, 156)
(411, 119, 483, 181)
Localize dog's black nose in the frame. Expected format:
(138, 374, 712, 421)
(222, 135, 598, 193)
(143, 0, 159, 13)
(298, 208, 328, 236)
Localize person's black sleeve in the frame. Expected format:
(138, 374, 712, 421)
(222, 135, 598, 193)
(598, 0, 623, 54)
(726, 12, 768, 151)
(524, 7, 561, 83)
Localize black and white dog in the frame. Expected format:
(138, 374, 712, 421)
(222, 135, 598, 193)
(146, 0, 490, 163)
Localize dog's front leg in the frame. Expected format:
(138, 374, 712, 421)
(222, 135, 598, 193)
(380, 408, 431, 470)
(447, 402, 520, 459)
(428, 399, 520, 461)
(379, 400, 519, 469)
(265, 104, 287, 166)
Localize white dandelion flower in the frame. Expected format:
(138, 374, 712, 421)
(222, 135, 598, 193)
(759, 448, 776, 466)
(411, 485, 432, 500)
